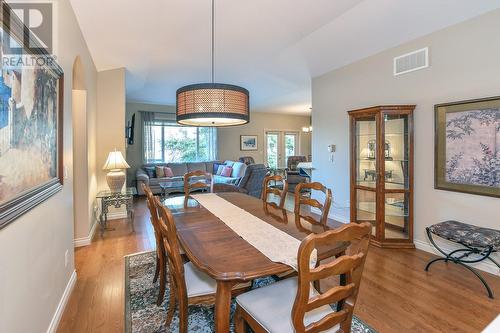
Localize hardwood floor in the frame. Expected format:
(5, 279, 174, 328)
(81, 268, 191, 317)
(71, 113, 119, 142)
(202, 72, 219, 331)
(57, 196, 500, 333)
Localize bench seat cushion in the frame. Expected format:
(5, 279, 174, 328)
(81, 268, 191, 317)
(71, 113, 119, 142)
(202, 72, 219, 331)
(429, 220, 500, 250)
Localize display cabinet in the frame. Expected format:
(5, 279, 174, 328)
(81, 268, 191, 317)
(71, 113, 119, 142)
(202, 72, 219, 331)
(348, 105, 415, 248)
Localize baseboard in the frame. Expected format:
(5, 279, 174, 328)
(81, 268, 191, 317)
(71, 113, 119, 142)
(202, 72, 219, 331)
(74, 220, 97, 247)
(414, 239, 500, 276)
(312, 206, 350, 224)
(46, 270, 77, 333)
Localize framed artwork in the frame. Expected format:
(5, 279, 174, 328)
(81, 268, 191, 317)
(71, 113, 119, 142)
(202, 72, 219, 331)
(435, 96, 499, 198)
(240, 135, 258, 151)
(0, 3, 64, 228)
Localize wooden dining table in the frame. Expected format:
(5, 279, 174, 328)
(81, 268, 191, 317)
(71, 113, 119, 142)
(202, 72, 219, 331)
(163, 192, 347, 333)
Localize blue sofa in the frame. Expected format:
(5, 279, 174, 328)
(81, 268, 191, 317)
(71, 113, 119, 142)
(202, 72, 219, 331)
(136, 160, 247, 195)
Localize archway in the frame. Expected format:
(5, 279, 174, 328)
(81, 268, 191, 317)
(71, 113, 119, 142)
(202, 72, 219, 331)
(72, 56, 93, 244)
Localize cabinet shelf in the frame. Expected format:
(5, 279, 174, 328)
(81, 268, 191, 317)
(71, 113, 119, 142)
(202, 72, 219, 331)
(349, 105, 415, 248)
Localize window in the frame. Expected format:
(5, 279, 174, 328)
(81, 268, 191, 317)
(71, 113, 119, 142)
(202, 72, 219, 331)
(143, 112, 217, 163)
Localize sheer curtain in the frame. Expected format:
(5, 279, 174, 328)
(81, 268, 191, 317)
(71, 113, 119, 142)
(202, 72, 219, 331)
(142, 112, 156, 163)
(142, 111, 218, 163)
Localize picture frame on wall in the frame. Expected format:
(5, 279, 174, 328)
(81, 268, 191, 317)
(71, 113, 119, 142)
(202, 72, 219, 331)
(0, 2, 65, 228)
(435, 96, 500, 198)
(240, 135, 258, 151)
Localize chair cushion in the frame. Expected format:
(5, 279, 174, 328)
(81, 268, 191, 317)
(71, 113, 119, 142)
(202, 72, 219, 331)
(428, 220, 500, 251)
(184, 262, 250, 298)
(184, 262, 217, 297)
(236, 277, 339, 333)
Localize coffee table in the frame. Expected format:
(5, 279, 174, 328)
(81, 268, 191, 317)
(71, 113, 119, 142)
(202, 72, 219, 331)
(158, 180, 185, 197)
(159, 178, 211, 197)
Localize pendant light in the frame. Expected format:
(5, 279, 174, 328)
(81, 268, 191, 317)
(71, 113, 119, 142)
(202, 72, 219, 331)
(176, 0, 250, 127)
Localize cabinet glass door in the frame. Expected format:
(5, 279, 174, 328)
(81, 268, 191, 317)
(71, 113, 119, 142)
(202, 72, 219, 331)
(383, 113, 410, 240)
(355, 116, 377, 188)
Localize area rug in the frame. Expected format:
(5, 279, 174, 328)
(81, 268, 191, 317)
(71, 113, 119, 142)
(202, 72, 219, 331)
(125, 251, 377, 333)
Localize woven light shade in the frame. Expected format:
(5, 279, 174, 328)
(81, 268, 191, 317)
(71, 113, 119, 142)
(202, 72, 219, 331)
(176, 83, 249, 127)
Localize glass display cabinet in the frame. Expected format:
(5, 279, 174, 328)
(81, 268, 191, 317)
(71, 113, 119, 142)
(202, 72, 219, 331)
(348, 105, 415, 248)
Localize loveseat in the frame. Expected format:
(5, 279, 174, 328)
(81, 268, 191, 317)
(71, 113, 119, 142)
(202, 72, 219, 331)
(136, 160, 247, 195)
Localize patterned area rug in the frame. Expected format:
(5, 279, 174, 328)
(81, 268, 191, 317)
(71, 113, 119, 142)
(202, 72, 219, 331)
(125, 251, 377, 333)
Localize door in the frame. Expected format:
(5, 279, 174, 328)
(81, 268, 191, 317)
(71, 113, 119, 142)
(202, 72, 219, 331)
(265, 131, 299, 168)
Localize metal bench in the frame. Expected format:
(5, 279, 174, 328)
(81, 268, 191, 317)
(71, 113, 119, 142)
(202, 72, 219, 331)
(425, 220, 500, 298)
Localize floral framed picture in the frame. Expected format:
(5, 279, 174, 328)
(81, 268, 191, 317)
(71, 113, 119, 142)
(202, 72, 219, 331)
(435, 96, 500, 198)
(240, 135, 258, 151)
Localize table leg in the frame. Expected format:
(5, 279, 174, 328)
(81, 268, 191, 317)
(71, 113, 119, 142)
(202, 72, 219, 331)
(215, 280, 236, 333)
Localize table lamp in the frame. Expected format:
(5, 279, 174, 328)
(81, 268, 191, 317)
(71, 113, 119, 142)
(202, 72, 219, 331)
(103, 150, 130, 192)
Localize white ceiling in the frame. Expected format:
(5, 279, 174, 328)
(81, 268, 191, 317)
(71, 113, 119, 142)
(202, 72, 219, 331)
(69, 0, 500, 115)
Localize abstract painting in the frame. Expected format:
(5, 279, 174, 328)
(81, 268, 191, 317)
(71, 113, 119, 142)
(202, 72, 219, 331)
(435, 97, 500, 197)
(240, 135, 258, 151)
(0, 10, 64, 228)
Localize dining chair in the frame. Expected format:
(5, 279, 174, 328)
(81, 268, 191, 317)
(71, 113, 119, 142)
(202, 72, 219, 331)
(294, 182, 332, 226)
(183, 170, 212, 203)
(234, 222, 372, 333)
(262, 175, 288, 210)
(153, 196, 250, 332)
(141, 183, 168, 306)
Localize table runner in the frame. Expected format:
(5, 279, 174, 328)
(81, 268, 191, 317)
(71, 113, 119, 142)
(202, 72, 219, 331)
(191, 193, 316, 270)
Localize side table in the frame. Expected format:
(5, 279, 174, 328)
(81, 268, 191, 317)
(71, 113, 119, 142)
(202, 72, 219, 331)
(96, 187, 136, 236)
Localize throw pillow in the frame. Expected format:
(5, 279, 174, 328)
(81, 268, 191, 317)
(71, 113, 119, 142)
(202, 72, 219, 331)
(221, 166, 233, 177)
(164, 167, 174, 177)
(155, 166, 165, 178)
(216, 165, 225, 175)
(144, 167, 156, 178)
(213, 163, 222, 174)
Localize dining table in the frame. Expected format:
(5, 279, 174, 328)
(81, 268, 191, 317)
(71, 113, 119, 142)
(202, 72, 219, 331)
(163, 192, 347, 333)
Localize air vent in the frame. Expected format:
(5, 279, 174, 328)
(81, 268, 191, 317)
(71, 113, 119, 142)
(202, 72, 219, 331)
(393, 47, 429, 76)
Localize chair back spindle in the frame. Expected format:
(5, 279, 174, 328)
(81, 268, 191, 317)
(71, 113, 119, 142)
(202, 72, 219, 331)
(262, 175, 288, 210)
(291, 222, 371, 333)
(294, 182, 332, 226)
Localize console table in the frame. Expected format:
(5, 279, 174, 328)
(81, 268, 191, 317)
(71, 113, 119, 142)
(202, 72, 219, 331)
(96, 187, 136, 236)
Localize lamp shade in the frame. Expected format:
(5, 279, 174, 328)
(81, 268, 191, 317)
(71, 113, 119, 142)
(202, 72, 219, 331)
(103, 151, 130, 170)
(176, 83, 249, 127)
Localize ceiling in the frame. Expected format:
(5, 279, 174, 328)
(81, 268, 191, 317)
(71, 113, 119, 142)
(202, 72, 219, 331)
(69, 0, 500, 115)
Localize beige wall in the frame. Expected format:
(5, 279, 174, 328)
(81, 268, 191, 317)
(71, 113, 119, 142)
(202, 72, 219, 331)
(0, 0, 98, 332)
(125, 102, 176, 186)
(96, 68, 126, 191)
(218, 112, 312, 164)
(312, 9, 500, 272)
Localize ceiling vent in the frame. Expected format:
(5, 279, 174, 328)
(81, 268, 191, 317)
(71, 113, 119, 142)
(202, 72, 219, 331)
(393, 47, 429, 76)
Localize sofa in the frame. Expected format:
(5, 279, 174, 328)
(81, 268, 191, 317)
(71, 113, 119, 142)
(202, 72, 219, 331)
(136, 160, 247, 195)
(213, 164, 269, 198)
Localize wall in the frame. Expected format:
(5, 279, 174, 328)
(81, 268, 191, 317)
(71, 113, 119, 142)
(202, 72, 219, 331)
(218, 112, 312, 164)
(96, 68, 126, 191)
(312, 9, 500, 273)
(125, 102, 176, 186)
(0, 0, 98, 332)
